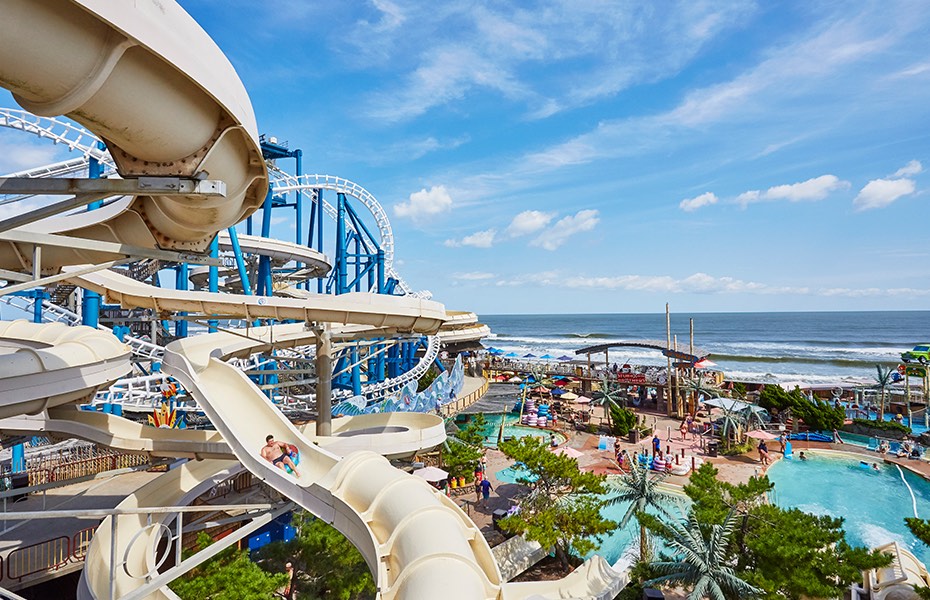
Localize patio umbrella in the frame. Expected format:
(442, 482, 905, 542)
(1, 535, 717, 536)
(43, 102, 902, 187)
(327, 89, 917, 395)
(553, 380, 568, 387)
(524, 353, 537, 359)
(413, 466, 449, 482)
(551, 446, 584, 458)
(558, 355, 574, 361)
(532, 385, 550, 394)
(504, 352, 518, 358)
(539, 354, 554, 360)
(694, 358, 717, 369)
(550, 388, 566, 396)
(745, 429, 778, 440)
(574, 395, 592, 405)
(561, 391, 579, 400)
(508, 376, 523, 383)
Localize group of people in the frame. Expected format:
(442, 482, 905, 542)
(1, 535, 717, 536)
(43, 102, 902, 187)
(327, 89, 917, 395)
(878, 438, 924, 459)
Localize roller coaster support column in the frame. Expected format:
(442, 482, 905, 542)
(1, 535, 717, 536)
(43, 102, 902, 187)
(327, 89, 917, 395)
(377, 250, 385, 293)
(175, 263, 189, 337)
(335, 193, 347, 294)
(81, 142, 107, 328)
(208, 237, 219, 332)
(314, 323, 333, 437)
(387, 344, 400, 378)
(257, 188, 273, 296)
(350, 347, 362, 396)
(227, 227, 253, 295)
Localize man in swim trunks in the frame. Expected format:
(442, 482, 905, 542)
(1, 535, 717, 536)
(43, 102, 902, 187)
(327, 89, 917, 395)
(261, 435, 300, 477)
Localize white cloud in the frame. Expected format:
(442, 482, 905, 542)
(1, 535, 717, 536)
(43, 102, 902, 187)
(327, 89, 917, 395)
(530, 209, 599, 250)
(679, 192, 718, 212)
(394, 185, 453, 223)
(563, 272, 807, 295)
(444, 228, 497, 248)
(453, 271, 495, 280)
(736, 175, 849, 207)
(853, 178, 916, 211)
(506, 210, 554, 237)
(894, 160, 923, 177)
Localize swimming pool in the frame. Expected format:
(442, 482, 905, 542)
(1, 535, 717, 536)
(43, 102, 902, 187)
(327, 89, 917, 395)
(469, 413, 567, 448)
(767, 452, 930, 565)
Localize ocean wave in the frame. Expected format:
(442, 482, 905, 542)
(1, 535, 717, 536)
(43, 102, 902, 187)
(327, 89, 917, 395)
(708, 353, 894, 369)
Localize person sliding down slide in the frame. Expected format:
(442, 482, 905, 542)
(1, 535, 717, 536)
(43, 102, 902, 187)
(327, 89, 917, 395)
(261, 434, 301, 477)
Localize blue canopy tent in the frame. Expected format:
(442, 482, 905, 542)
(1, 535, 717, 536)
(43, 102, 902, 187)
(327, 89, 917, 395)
(539, 353, 554, 360)
(557, 355, 573, 361)
(504, 352, 518, 358)
(524, 353, 537, 358)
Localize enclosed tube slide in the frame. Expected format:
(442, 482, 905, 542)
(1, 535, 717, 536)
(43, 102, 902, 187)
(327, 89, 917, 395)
(0, 0, 267, 272)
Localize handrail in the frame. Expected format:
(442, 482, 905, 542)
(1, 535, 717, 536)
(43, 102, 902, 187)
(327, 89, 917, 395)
(439, 379, 490, 417)
(6, 536, 70, 581)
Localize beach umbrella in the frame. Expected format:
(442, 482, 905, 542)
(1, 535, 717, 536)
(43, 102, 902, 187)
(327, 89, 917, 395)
(561, 392, 579, 401)
(413, 466, 449, 482)
(532, 385, 550, 394)
(539, 354, 554, 360)
(574, 395, 592, 404)
(550, 388, 566, 396)
(524, 353, 537, 359)
(551, 446, 584, 458)
(508, 376, 523, 383)
(553, 379, 568, 387)
(694, 358, 717, 369)
(505, 352, 518, 358)
(558, 355, 574, 361)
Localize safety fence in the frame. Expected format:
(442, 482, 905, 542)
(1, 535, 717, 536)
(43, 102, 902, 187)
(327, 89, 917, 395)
(1, 444, 148, 490)
(2, 526, 96, 582)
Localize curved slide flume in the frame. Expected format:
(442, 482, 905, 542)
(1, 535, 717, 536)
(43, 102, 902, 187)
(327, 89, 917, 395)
(78, 459, 242, 600)
(163, 331, 503, 599)
(0, 0, 267, 271)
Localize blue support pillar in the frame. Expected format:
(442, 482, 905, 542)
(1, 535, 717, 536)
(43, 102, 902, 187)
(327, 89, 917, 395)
(376, 249, 385, 294)
(175, 263, 189, 337)
(375, 345, 386, 383)
(82, 142, 106, 328)
(32, 291, 45, 323)
(387, 344, 400, 378)
(257, 188, 273, 296)
(227, 227, 253, 295)
(350, 347, 361, 396)
(335, 194, 347, 295)
(317, 189, 324, 293)
(208, 236, 219, 332)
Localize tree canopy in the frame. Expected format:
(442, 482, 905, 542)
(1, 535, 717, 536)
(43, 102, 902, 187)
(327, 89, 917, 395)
(169, 532, 289, 600)
(664, 462, 891, 600)
(442, 414, 487, 479)
(258, 512, 376, 600)
(758, 385, 844, 432)
(498, 436, 616, 572)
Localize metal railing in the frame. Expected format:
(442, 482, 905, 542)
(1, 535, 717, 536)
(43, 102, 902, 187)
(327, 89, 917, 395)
(439, 378, 490, 417)
(6, 536, 70, 582)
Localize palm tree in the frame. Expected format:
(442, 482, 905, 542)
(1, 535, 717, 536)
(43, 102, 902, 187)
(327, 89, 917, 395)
(608, 462, 682, 562)
(874, 365, 894, 423)
(684, 372, 721, 415)
(646, 509, 761, 600)
(594, 374, 625, 429)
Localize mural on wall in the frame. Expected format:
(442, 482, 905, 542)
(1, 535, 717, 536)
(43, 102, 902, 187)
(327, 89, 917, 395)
(332, 356, 465, 416)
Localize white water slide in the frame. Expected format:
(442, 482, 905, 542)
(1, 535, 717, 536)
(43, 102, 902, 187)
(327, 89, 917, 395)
(0, 2, 622, 598)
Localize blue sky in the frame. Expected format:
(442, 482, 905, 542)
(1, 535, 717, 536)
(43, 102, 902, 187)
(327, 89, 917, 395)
(2, 1, 930, 314)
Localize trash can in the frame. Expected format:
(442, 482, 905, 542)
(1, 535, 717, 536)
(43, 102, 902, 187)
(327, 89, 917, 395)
(643, 588, 665, 599)
(707, 441, 719, 457)
(492, 509, 509, 532)
(629, 429, 641, 444)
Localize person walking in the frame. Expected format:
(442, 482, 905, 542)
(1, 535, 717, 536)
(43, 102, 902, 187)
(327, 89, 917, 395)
(480, 477, 493, 503)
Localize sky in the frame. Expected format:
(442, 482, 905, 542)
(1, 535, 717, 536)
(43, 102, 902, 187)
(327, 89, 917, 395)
(2, 0, 930, 315)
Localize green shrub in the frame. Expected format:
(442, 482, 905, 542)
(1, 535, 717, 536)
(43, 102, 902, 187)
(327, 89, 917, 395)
(851, 418, 912, 435)
(610, 406, 638, 436)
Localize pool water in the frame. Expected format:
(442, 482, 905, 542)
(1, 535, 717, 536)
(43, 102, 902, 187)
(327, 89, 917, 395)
(469, 412, 567, 448)
(767, 452, 930, 565)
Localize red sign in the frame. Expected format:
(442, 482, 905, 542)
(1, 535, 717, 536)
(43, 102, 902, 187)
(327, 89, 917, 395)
(615, 373, 647, 385)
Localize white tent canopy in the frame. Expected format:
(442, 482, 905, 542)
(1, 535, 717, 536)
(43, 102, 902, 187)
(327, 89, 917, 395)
(703, 397, 767, 415)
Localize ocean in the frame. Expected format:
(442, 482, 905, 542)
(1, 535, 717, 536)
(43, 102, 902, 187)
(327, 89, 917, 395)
(480, 311, 930, 386)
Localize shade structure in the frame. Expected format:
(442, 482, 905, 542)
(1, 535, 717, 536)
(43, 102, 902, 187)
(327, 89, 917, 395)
(524, 353, 537, 358)
(531, 385, 550, 394)
(561, 391, 579, 400)
(551, 446, 584, 458)
(508, 376, 523, 383)
(574, 395, 592, 404)
(504, 352, 518, 357)
(745, 429, 778, 440)
(557, 355, 574, 361)
(553, 380, 568, 387)
(539, 354, 554, 360)
(550, 388, 567, 396)
(694, 358, 717, 369)
(413, 466, 449, 481)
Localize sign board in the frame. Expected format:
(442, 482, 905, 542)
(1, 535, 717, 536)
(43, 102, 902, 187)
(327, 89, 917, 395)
(898, 364, 927, 377)
(662, 348, 699, 362)
(615, 373, 647, 385)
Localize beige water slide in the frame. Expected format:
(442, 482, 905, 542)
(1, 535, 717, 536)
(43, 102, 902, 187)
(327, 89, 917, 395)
(0, 0, 267, 271)
(0, 1, 623, 598)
